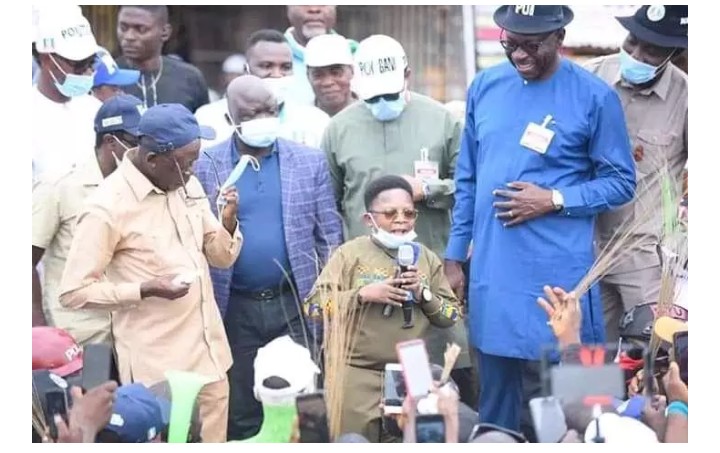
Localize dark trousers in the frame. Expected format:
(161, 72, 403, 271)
(224, 287, 308, 441)
(476, 350, 542, 442)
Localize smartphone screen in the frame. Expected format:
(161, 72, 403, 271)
(396, 340, 433, 399)
(673, 332, 688, 385)
(529, 397, 567, 443)
(550, 364, 624, 404)
(383, 364, 406, 414)
(415, 414, 445, 443)
(296, 392, 330, 443)
(82, 343, 113, 391)
(44, 389, 68, 441)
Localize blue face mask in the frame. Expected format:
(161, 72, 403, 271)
(367, 96, 407, 122)
(49, 54, 94, 98)
(619, 48, 666, 85)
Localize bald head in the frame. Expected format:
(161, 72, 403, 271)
(225, 75, 278, 125)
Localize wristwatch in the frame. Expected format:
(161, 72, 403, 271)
(551, 189, 564, 211)
(421, 286, 433, 304)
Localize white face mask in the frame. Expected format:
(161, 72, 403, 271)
(263, 76, 293, 106)
(110, 135, 131, 167)
(368, 215, 417, 249)
(235, 117, 281, 148)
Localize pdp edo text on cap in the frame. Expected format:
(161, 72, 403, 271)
(138, 104, 216, 153)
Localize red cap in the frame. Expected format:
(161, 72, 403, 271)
(32, 327, 83, 377)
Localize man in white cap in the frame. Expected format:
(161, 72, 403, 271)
(320, 34, 474, 406)
(284, 5, 358, 106)
(32, 11, 102, 185)
(305, 34, 357, 117)
(195, 53, 247, 150)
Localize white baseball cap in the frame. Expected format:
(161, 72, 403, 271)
(35, 13, 99, 61)
(222, 54, 247, 74)
(305, 34, 354, 68)
(253, 336, 320, 405)
(353, 35, 407, 100)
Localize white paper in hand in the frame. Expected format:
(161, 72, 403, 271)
(172, 271, 199, 286)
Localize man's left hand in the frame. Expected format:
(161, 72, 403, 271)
(401, 175, 426, 202)
(493, 182, 555, 227)
(221, 187, 238, 233)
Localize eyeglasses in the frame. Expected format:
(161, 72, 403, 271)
(499, 31, 555, 55)
(56, 54, 97, 73)
(369, 208, 418, 221)
(365, 92, 401, 104)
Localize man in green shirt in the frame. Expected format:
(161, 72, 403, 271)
(320, 34, 474, 403)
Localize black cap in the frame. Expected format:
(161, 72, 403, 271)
(494, 5, 574, 35)
(616, 5, 688, 49)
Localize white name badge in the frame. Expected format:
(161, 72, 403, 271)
(520, 115, 555, 155)
(414, 147, 440, 180)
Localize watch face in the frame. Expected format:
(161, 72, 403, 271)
(422, 287, 432, 302)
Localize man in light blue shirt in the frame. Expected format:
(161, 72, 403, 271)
(444, 5, 636, 438)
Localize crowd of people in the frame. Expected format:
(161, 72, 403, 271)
(31, 4, 688, 443)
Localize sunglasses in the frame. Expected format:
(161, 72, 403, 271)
(369, 208, 418, 221)
(499, 31, 555, 55)
(365, 92, 401, 104)
(55, 54, 97, 73)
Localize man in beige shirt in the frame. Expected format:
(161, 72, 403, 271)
(32, 94, 144, 343)
(59, 103, 242, 442)
(584, 5, 688, 342)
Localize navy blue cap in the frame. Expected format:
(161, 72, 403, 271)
(94, 94, 144, 136)
(93, 47, 140, 88)
(105, 383, 171, 443)
(138, 103, 216, 153)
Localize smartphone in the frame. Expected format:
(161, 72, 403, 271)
(550, 363, 625, 405)
(529, 396, 567, 443)
(383, 363, 405, 415)
(82, 343, 113, 391)
(672, 331, 688, 385)
(396, 339, 433, 399)
(415, 414, 445, 443)
(44, 389, 68, 441)
(296, 392, 330, 443)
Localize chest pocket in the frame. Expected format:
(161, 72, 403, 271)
(184, 201, 205, 252)
(635, 129, 677, 178)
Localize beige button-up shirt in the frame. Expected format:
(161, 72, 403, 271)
(585, 54, 688, 274)
(59, 152, 242, 385)
(32, 158, 112, 345)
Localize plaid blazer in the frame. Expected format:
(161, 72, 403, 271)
(194, 137, 344, 317)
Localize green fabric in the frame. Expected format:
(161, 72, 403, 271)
(320, 92, 471, 369)
(234, 403, 297, 443)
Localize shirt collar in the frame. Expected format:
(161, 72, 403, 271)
(613, 61, 673, 101)
(230, 138, 278, 166)
(120, 149, 165, 201)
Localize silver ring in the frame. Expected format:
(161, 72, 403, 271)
(508, 210, 513, 218)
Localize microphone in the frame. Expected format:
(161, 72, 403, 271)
(383, 244, 420, 321)
(397, 244, 415, 329)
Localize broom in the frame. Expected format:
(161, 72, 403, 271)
(320, 281, 367, 439)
